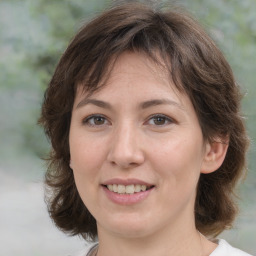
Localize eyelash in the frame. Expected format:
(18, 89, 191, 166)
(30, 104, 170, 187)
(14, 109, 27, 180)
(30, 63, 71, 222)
(82, 114, 175, 127)
(82, 114, 109, 127)
(146, 114, 174, 126)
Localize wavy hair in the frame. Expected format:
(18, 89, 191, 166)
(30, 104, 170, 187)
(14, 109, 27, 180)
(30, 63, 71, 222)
(39, 2, 249, 240)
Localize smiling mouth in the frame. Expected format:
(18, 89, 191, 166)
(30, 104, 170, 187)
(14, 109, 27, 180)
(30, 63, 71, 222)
(104, 184, 154, 194)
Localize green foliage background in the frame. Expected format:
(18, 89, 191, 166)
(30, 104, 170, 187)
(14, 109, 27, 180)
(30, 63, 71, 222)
(0, 0, 255, 254)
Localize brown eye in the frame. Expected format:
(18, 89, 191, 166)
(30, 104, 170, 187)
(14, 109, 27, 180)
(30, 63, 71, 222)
(83, 115, 108, 126)
(93, 116, 105, 125)
(153, 116, 166, 125)
(148, 114, 173, 126)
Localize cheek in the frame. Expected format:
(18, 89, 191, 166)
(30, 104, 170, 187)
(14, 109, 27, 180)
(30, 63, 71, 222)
(70, 138, 103, 205)
(150, 135, 204, 181)
(69, 136, 108, 207)
(69, 133, 105, 173)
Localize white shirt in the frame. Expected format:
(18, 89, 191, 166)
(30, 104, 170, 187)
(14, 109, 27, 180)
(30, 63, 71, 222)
(78, 239, 253, 256)
(210, 239, 252, 256)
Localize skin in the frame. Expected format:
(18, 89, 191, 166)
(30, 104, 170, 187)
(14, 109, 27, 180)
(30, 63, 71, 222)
(69, 52, 228, 256)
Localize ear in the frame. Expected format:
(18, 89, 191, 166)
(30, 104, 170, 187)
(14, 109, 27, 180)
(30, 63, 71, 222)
(201, 138, 229, 174)
(69, 159, 73, 169)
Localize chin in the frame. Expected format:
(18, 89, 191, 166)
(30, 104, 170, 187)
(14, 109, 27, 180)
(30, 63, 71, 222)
(111, 225, 153, 239)
(98, 214, 154, 238)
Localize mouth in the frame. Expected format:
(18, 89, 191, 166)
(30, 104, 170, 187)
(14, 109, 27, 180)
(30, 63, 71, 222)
(103, 184, 154, 194)
(102, 179, 155, 204)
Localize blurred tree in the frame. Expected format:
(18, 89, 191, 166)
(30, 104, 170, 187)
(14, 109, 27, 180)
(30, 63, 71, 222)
(179, 0, 256, 185)
(0, 0, 255, 253)
(28, 0, 111, 88)
(31, 0, 256, 182)
(1, 0, 256, 178)
(1, 0, 255, 180)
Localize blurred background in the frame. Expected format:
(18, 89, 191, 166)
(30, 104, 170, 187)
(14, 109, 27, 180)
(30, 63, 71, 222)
(0, 0, 255, 255)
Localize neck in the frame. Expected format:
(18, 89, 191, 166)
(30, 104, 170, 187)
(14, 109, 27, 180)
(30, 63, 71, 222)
(96, 219, 207, 256)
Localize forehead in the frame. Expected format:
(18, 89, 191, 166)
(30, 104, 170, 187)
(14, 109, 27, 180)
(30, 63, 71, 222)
(74, 52, 196, 117)
(76, 51, 183, 99)
(115, 51, 174, 82)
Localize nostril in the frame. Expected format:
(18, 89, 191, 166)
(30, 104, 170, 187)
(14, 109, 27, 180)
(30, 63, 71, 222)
(108, 159, 141, 169)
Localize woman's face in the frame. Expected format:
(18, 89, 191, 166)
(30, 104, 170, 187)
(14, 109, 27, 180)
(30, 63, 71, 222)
(69, 52, 211, 239)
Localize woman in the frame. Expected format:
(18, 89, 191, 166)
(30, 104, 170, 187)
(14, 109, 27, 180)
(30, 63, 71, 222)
(39, 2, 251, 256)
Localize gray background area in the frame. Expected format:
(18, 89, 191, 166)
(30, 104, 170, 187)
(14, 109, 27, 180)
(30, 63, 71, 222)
(0, 0, 255, 255)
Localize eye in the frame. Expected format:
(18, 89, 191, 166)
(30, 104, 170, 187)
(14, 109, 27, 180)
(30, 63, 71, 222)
(83, 115, 109, 127)
(147, 114, 174, 126)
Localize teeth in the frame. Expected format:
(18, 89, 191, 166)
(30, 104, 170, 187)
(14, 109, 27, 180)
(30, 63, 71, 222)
(117, 185, 126, 194)
(107, 184, 113, 191)
(141, 185, 146, 191)
(134, 184, 141, 192)
(106, 184, 151, 194)
(113, 184, 118, 192)
(125, 184, 134, 194)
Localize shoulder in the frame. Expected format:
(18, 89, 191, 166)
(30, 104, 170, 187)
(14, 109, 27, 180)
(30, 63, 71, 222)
(210, 239, 253, 256)
(76, 243, 98, 256)
(76, 240, 253, 256)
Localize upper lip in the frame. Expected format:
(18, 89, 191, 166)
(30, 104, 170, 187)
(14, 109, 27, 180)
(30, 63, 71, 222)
(102, 178, 154, 186)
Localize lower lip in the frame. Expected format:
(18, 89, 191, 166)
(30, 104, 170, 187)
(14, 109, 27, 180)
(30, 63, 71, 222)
(102, 186, 154, 205)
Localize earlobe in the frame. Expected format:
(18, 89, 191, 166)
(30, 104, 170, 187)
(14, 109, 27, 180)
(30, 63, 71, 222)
(201, 139, 229, 174)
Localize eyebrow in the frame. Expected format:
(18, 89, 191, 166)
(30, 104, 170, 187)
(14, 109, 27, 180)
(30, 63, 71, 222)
(76, 98, 185, 111)
(76, 98, 112, 109)
(140, 99, 185, 111)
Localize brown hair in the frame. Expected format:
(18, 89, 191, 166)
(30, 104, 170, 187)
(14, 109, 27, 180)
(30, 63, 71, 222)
(39, 2, 249, 240)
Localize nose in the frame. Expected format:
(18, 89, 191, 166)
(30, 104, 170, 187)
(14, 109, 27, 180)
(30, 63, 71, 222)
(107, 123, 145, 169)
